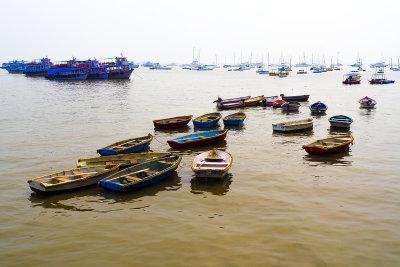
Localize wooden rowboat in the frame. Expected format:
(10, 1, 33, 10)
(359, 96, 376, 108)
(213, 96, 250, 103)
(329, 115, 353, 129)
(272, 118, 313, 132)
(244, 95, 264, 106)
(76, 152, 171, 167)
(99, 155, 182, 192)
(281, 101, 300, 111)
(27, 164, 121, 194)
(280, 94, 310, 102)
(97, 134, 153, 156)
(310, 101, 328, 114)
(167, 130, 228, 148)
(191, 150, 233, 178)
(193, 112, 222, 127)
(223, 112, 246, 126)
(153, 115, 192, 129)
(302, 135, 354, 155)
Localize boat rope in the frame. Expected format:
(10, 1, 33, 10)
(152, 134, 164, 145)
(133, 71, 143, 79)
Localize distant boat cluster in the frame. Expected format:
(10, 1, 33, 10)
(1, 56, 135, 80)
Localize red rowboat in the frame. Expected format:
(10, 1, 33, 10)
(153, 115, 192, 129)
(302, 135, 354, 155)
(273, 99, 286, 108)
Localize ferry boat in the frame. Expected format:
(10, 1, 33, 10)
(46, 59, 88, 80)
(149, 63, 172, 70)
(84, 59, 108, 79)
(23, 57, 53, 76)
(104, 57, 133, 79)
(343, 72, 361, 84)
(369, 68, 394, 84)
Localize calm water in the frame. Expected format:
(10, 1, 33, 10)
(0, 68, 399, 266)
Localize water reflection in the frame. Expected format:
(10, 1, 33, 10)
(154, 125, 192, 134)
(272, 129, 314, 138)
(28, 172, 182, 211)
(224, 124, 245, 131)
(303, 151, 353, 166)
(328, 127, 352, 135)
(193, 124, 221, 132)
(190, 174, 232, 196)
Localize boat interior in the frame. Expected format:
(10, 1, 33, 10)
(36, 166, 109, 185)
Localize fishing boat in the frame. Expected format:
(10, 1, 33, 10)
(310, 101, 328, 114)
(223, 112, 246, 126)
(77, 152, 171, 167)
(46, 59, 88, 80)
(329, 115, 353, 129)
(280, 94, 310, 102)
(342, 72, 361, 84)
(279, 72, 288, 78)
(191, 150, 233, 178)
(84, 59, 108, 79)
(99, 155, 182, 192)
(167, 130, 228, 148)
(153, 115, 193, 129)
(359, 96, 377, 108)
(273, 99, 286, 108)
(27, 164, 121, 194)
(97, 134, 153, 156)
(281, 101, 300, 111)
(193, 112, 222, 127)
(244, 95, 264, 106)
(259, 96, 278, 106)
(272, 118, 313, 132)
(302, 135, 354, 155)
(297, 69, 307, 74)
(369, 73, 395, 84)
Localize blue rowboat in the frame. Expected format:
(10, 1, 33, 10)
(167, 130, 228, 148)
(193, 112, 222, 127)
(281, 101, 300, 111)
(97, 134, 153, 156)
(310, 101, 328, 114)
(329, 115, 353, 129)
(223, 112, 246, 126)
(99, 155, 182, 192)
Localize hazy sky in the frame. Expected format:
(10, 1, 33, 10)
(1, 0, 399, 65)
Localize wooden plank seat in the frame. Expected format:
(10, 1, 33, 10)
(55, 177, 71, 182)
(144, 170, 157, 175)
(125, 175, 142, 181)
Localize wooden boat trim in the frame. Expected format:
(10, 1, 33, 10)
(169, 130, 228, 145)
(223, 112, 246, 121)
(193, 112, 222, 122)
(272, 118, 313, 127)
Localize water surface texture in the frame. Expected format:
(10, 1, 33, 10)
(0, 69, 399, 266)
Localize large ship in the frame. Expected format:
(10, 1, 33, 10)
(23, 57, 53, 76)
(46, 59, 88, 80)
(83, 59, 108, 79)
(1, 60, 26, 73)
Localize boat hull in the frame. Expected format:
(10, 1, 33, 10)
(223, 119, 244, 126)
(167, 131, 227, 148)
(272, 118, 313, 132)
(107, 69, 133, 79)
(97, 141, 151, 156)
(193, 120, 220, 127)
(303, 143, 351, 155)
(217, 101, 244, 110)
(87, 72, 108, 79)
(46, 73, 88, 80)
(280, 94, 310, 102)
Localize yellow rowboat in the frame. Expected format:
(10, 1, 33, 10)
(76, 152, 171, 167)
(244, 95, 264, 106)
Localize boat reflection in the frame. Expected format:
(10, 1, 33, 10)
(303, 151, 353, 166)
(193, 124, 221, 132)
(223, 124, 245, 131)
(190, 173, 232, 196)
(28, 172, 182, 210)
(154, 125, 192, 134)
(167, 140, 227, 154)
(272, 129, 314, 137)
(328, 127, 352, 135)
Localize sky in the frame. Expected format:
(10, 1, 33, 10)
(1, 0, 399, 65)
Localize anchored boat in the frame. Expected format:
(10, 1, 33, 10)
(77, 152, 171, 167)
(329, 115, 353, 129)
(259, 96, 278, 106)
(193, 112, 222, 127)
(27, 164, 121, 194)
(280, 94, 310, 102)
(272, 118, 313, 132)
(223, 112, 246, 126)
(153, 115, 193, 129)
(302, 135, 354, 155)
(167, 130, 228, 148)
(99, 155, 182, 192)
(359, 96, 377, 108)
(191, 150, 233, 178)
(281, 101, 300, 111)
(97, 134, 153, 156)
(310, 101, 328, 114)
